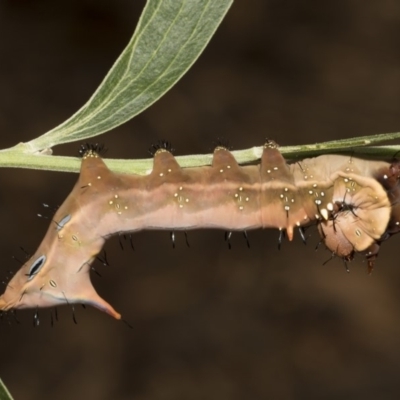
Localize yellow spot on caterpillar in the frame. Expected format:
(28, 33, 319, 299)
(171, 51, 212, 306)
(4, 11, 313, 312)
(239, 206, 244, 210)
(174, 193, 178, 197)
(234, 194, 239, 198)
(239, 187, 243, 191)
(97, 176, 101, 180)
(115, 195, 119, 199)
(284, 187, 288, 192)
(124, 206, 128, 210)
(309, 190, 313, 195)
(344, 178, 349, 183)
(220, 169, 224, 173)
(109, 201, 113, 205)
(280, 194, 284, 199)
(179, 204, 183, 208)
(168, 169, 172, 172)
(320, 192, 325, 196)
(159, 173, 164, 177)
(245, 197, 249, 201)
(313, 184, 317, 188)
(179, 186, 183, 190)
(273, 167, 278, 171)
(227, 165, 231, 169)
(267, 170, 271, 173)
(87, 183, 92, 187)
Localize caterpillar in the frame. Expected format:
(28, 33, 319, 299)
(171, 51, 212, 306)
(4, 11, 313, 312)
(0, 140, 399, 321)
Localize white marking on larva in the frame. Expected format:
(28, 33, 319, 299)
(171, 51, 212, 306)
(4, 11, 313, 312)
(239, 206, 244, 211)
(284, 205, 290, 211)
(124, 206, 128, 210)
(312, 184, 317, 188)
(179, 204, 183, 208)
(87, 183, 92, 187)
(284, 187, 288, 192)
(308, 190, 313, 195)
(227, 165, 231, 169)
(320, 208, 329, 220)
(267, 169, 271, 173)
(235, 193, 239, 198)
(304, 175, 308, 180)
(239, 187, 243, 191)
(185, 198, 189, 203)
(346, 188, 350, 192)
(344, 178, 349, 183)
(396, 221, 400, 226)
(310, 175, 314, 178)
(315, 214, 320, 219)
(291, 199, 295, 203)
(168, 168, 172, 172)
(174, 193, 178, 197)
(220, 169, 224, 173)
(245, 197, 249, 201)
(114, 194, 119, 199)
(355, 229, 362, 237)
(280, 194, 284, 199)
(117, 211, 122, 215)
(320, 192, 325, 197)
(159, 173, 164, 177)
(179, 186, 183, 190)
(384, 174, 388, 179)
(109, 200, 113, 205)
(315, 200, 322, 205)
(97, 176, 101, 180)
(273, 167, 278, 170)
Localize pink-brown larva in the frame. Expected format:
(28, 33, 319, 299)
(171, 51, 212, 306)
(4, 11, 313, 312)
(0, 141, 397, 320)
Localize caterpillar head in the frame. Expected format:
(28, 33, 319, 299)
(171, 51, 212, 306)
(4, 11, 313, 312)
(0, 250, 121, 320)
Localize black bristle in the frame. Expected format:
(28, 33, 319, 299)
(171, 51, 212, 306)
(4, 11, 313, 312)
(78, 143, 107, 158)
(148, 140, 174, 156)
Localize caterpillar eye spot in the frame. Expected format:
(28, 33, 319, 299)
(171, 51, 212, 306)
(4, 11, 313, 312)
(26, 255, 46, 281)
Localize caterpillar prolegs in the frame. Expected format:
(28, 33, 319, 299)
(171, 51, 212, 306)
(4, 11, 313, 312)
(1, 141, 399, 320)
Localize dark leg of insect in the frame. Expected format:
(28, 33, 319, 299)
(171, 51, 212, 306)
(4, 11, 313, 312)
(225, 231, 232, 249)
(342, 258, 350, 273)
(11, 309, 20, 324)
(243, 231, 250, 248)
(298, 227, 307, 245)
(62, 293, 78, 324)
(96, 251, 109, 267)
(278, 230, 286, 250)
(170, 231, 176, 249)
(322, 252, 335, 266)
(33, 307, 40, 327)
(91, 267, 102, 277)
(184, 231, 190, 248)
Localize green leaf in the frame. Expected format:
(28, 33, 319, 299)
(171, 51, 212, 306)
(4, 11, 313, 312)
(0, 379, 14, 400)
(23, 0, 233, 154)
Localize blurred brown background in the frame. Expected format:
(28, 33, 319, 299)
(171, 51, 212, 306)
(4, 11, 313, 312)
(1, 1, 400, 399)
